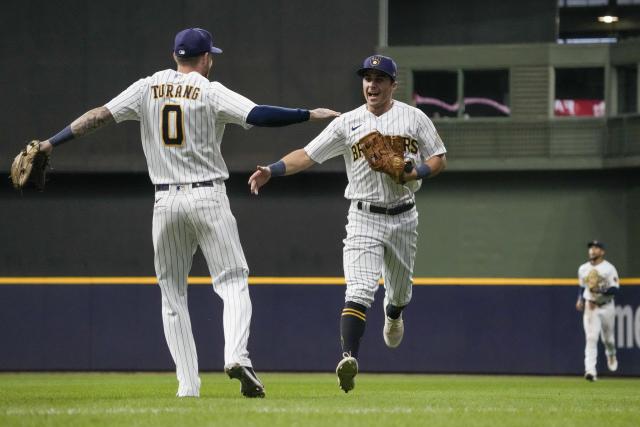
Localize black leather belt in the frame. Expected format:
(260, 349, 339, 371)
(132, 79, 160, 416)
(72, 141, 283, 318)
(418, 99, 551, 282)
(357, 201, 415, 215)
(155, 181, 215, 192)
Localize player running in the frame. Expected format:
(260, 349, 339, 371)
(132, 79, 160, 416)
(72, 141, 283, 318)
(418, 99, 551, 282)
(27, 27, 338, 398)
(248, 55, 446, 392)
(576, 240, 620, 381)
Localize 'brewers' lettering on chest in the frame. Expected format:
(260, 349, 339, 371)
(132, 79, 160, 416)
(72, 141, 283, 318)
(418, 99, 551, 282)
(351, 135, 419, 161)
(151, 84, 200, 100)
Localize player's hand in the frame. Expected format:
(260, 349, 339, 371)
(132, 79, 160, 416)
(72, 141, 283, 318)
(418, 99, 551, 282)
(576, 300, 584, 312)
(248, 166, 272, 195)
(39, 140, 53, 154)
(309, 108, 340, 121)
(399, 163, 418, 184)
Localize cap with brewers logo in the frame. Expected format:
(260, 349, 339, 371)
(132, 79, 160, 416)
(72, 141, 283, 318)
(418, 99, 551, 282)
(587, 240, 606, 249)
(174, 28, 222, 57)
(357, 55, 397, 80)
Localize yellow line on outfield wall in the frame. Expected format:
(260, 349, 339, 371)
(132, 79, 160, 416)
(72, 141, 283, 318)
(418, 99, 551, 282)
(0, 276, 639, 285)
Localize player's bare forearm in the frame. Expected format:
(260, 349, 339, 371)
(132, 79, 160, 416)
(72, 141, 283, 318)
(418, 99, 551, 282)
(70, 107, 115, 137)
(40, 107, 115, 154)
(281, 149, 316, 175)
(401, 154, 447, 182)
(426, 154, 447, 177)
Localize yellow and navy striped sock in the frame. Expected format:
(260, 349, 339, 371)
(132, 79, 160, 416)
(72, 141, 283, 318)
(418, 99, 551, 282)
(340, 301, 367, 358)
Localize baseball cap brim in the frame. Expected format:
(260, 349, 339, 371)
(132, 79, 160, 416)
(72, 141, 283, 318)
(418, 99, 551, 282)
(210, 46, 223, 54)
(356, 67, 394, 80)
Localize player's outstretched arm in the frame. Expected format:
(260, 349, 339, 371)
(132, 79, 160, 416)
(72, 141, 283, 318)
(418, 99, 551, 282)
(248, 149, 316, 195)
(246, 106, 339, 127)
(39, 107, 115, 154)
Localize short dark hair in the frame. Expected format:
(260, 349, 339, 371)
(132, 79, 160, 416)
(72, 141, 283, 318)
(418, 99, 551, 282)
(174, 53, 205, 67)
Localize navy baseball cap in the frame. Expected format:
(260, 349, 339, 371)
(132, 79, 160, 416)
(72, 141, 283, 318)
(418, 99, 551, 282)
(174, 28, 222, 57)
(587, 240, 606, 249)
(357, 55, 397, 80)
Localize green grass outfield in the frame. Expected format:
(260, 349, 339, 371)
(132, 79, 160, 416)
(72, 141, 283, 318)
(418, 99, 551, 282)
(1, 372, 639, 427)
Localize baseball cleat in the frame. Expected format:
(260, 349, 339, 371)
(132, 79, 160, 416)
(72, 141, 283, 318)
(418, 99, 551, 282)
(584, 372, 597, 382)
(336, 352, 358, 393)
(225, 365, 266, 398)
(383, 312, 404, 348)
(607, 355, 618, 372)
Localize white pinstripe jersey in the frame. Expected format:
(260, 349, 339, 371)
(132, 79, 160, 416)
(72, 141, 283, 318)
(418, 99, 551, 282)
(304, 101, 446, 205)
(578, 260, 619, 304)
(105, 69, 256, 184)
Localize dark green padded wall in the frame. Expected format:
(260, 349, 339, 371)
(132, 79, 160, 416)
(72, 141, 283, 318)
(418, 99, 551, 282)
(415, 170, 637, 277)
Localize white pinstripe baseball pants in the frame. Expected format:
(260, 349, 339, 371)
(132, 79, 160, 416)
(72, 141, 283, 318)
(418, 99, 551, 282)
(583, 301, 616, 375)
(343, 201, 419, 309)
(152, 183, 253, 397)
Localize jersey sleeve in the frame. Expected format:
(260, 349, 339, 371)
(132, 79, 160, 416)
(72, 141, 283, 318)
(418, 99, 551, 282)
(609, 265, 620, 288)
(304, 117, 347, 164)
(416, 111, 447, 159)
(104, 78, 148, 123)
(209, 82, 257, 129)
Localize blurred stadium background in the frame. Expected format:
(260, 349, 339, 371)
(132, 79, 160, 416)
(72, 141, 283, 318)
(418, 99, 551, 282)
(1, 0, 639, 377)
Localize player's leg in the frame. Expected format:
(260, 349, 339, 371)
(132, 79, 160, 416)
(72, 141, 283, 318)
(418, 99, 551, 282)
(599, 303, 618, 371)
(381, 209, 418, 348)
(338, 207, 384, 392)
(342, 208, 384, 357)
(190, 187, 264, 397)
(583, 302, 601, 380)
(152, 191, 201, 397)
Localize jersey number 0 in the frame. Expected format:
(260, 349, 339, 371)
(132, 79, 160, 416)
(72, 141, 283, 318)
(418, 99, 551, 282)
(161, 104, 184, 146)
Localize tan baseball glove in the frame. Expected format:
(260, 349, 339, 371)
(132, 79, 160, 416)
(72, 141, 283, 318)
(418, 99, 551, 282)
(586, 269, 601, 294)
(10, 141, 50, 191)
(359, 131, 406, 183)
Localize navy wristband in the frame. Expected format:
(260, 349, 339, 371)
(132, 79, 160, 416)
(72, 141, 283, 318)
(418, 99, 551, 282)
(268, 160, 286, 177)
(49, 125, 74, 146)
(416, 163, 431, 179)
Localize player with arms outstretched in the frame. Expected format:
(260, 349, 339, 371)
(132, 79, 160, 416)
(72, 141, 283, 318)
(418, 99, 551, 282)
(27, 28, 338, 398)
(249, 55, 446, 392)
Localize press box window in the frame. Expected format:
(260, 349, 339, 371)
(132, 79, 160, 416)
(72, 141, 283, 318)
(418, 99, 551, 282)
(413, 71, 458, 118)
(413, 69, 510, 118)
(617, 64, 638, 114)
(462, 70, 510, 118)
(554, 67, 605, 117)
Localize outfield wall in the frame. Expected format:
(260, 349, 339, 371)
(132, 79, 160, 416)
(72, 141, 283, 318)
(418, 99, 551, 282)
(1, 170, 638, 374)
(1, 281, 639, 376)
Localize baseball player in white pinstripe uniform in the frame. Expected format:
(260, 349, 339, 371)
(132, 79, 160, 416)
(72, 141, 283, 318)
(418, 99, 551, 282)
(34, 27, 338, 398)
(576, 240, 620, 381)
(249, 55, 447, 392)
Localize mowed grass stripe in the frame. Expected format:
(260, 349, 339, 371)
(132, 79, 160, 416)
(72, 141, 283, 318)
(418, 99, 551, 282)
(0, 373, 638, 427)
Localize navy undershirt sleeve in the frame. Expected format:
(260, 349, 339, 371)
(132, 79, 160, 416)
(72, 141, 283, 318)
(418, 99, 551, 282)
(246, 105, 310, 127)
(603, 287, 619, 296)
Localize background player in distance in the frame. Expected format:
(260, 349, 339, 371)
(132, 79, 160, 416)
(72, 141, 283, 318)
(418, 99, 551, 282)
(31, 27, 339, 398)
(248, 54, 446, 393)
(576, 240, 620, 381)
